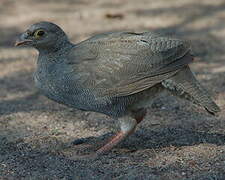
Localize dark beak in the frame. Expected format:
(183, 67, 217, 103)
(15, 33, 33, 46)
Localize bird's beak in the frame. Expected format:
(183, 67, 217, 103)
(15, 33, 33, 46)
(15, 40, 32, 46)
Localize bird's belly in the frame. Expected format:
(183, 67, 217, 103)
(34, 73, 165, 117)
(34, 73, 105, 111)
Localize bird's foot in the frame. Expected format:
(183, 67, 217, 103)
(72, 116, 138, 156)
(72, 136, 105, 157)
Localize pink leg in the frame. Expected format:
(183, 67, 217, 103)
(72, 132, 130, 159)
(96, 131, 128, 155)
(72, 130, 132, 159)
(96, 114, 143, 155)
(78, 109, 147, 156)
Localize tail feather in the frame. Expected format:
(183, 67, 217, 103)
(162, 66, 220, 115)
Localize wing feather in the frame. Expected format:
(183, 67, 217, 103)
(67, 32, 193, 97)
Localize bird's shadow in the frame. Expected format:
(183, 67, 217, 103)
(71, 126, 225, 152)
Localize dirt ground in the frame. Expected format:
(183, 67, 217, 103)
(0, 0, 225, 179)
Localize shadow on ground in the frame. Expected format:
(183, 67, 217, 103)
(1, 125, 225, 179)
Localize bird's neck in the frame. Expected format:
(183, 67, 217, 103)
(38, 41, 74, 62)
(37, 36, 74, 54)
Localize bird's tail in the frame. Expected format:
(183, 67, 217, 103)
(162, 66, 220, 115)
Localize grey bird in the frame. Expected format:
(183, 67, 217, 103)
(15, 22, 220, 156)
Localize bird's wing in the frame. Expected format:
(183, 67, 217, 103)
(67, 32, 193, 97)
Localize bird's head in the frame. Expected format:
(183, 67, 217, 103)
(15, 21, 69, 51)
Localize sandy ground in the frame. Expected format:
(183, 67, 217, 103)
(0, 0, 225, 179)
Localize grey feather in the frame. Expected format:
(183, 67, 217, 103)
(17, 22, 220, 118)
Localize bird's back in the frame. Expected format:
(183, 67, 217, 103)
(34, 31, 219, 117)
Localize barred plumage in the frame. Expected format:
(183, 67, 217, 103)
(16, 22, 220, 156)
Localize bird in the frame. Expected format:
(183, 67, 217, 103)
(15, 21, 220, 156)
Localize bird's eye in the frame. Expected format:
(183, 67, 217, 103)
(34, 30, 45, 38)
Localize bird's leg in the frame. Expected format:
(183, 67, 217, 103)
(131, 108, 147, 124)
(96, 116, 137, 155)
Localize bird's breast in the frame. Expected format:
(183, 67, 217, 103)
(34, 69, 60, 100)
(33, 66, 98, 110)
